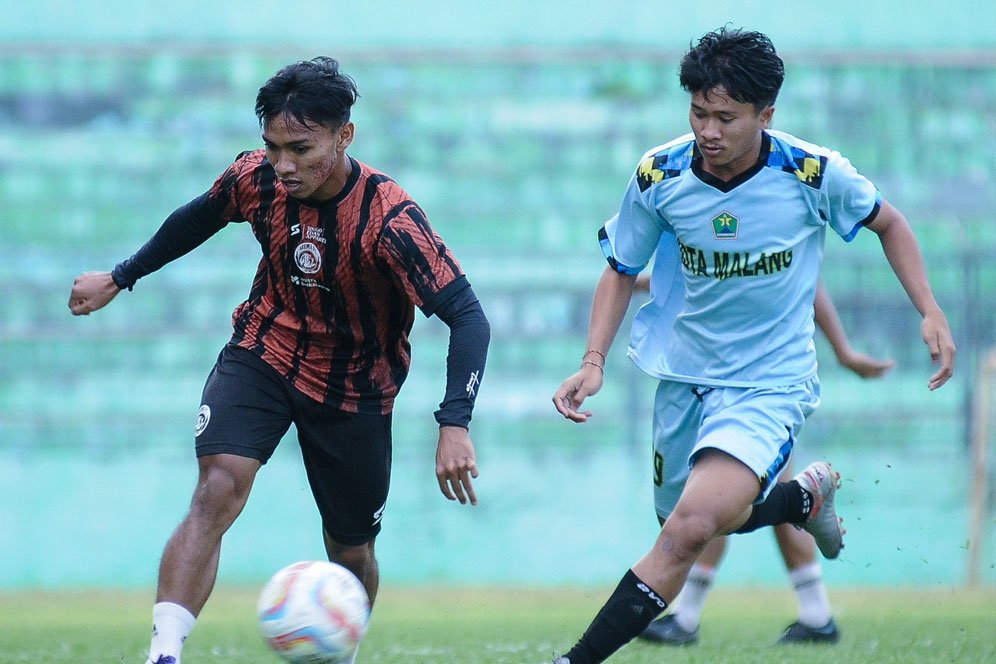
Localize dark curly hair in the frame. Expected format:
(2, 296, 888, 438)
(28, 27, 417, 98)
(679, 27, 784, 109)
(255, 56, 359, 129)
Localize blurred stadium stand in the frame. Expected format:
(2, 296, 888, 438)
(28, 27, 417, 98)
(1, 3, 994, 588)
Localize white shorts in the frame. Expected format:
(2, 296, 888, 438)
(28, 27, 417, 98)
(651, 377, 821, 520)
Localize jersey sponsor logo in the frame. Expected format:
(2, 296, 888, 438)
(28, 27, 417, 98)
(293, 242, 322, 274)
(712, 211, 739, 239)
(678, 239, 793, 280)
(194, 404, 211, 437)
(712, 248, 792, 280)
(305, 226, 327, 244)
(289, 274, 332, 292)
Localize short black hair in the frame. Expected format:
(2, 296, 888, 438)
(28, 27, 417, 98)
(679, 27, 784, 109)
(255, 56, 358, 129)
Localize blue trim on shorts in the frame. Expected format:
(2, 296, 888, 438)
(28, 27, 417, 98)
(759, 427, 794, 494)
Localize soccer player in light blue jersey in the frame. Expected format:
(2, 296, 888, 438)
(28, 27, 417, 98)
(551, 27, 955, 664)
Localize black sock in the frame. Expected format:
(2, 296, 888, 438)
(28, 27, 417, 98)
(562, 570, 667, 664)
(734, 480, 812, 534)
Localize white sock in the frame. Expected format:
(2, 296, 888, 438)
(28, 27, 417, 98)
(673, 564, 715, 632)
(148, 602, 196, 663)
(789, 562, 833, 627)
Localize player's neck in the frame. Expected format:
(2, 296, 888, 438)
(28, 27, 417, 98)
(699, 132, 767, 182)
(312, 154, 354, 202)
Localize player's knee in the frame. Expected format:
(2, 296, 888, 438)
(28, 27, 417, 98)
(188, 463, 254, 525)
(661, 510, 720, 561)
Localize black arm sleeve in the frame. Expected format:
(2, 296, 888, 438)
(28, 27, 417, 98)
(111, 192, 229, 290)
(431, 277, 491, 429)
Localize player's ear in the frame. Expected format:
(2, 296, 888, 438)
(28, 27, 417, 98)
(759, 105, 775, 129)
(336, 122, 355, 151)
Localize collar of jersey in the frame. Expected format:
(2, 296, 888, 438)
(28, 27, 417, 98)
(691, 131, 771, 193)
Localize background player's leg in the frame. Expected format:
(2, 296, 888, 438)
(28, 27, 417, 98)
(674, 537, 724, 633)
(639, 536, 725, 644)
(776, 524, 838, 641)
(773, 459, 838, 643)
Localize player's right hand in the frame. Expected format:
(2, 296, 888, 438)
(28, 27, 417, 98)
(552, 365, 603, 423)
(68, 271, 121, 316)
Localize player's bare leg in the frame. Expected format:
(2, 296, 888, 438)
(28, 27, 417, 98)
(632, 451, 760, 601)
(556, 451, 841, 663)
(324, 534, 380, 607)
(644, 460, 838, 646)
(640, 535, 726, 644)
(321, 536, 378, 664)
(148, 453, 260, 664)
(555, 451, 759, 663)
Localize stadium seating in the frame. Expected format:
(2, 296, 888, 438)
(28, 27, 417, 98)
(0, 45, 992, 587)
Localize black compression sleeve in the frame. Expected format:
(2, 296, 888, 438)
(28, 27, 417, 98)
(111, 192, 229, 290)
(430, 278, 490, 429)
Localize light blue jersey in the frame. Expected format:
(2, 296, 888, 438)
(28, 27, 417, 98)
(601, 129, 881, 387)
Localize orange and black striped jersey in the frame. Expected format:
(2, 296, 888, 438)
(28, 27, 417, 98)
(208, 150, 464, 413)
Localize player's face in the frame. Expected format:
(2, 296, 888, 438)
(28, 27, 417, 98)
(262, 114, 354, 201)
(688, 87, 773, 181)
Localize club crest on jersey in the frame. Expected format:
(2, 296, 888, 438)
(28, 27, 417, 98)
(712, 211, 739, 239)
(194, 405, 211, 437)
(294, 242, 322, 274)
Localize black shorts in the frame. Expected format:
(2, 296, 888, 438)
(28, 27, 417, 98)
(195, 343, 392, 545)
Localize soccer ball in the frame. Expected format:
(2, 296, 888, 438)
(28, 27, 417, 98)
(257, 560, 371, 663)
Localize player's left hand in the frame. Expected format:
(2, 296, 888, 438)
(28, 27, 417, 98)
(435, 426, 479, 506)
(838, 350, 895, 378)
(922, 309, 956, 390)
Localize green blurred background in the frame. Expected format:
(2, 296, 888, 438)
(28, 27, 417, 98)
(1, 1, 994, 591)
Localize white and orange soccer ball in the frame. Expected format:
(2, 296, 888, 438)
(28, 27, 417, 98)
(257, 560, 371, 663)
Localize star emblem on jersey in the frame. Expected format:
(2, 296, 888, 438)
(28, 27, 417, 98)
(712, 211, 739, 239)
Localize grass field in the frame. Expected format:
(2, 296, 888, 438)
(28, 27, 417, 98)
(0, 586, 993, 663)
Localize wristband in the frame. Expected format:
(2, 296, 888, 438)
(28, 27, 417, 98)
(584, 348, 607, 362)
(580, 360, 604, 373)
